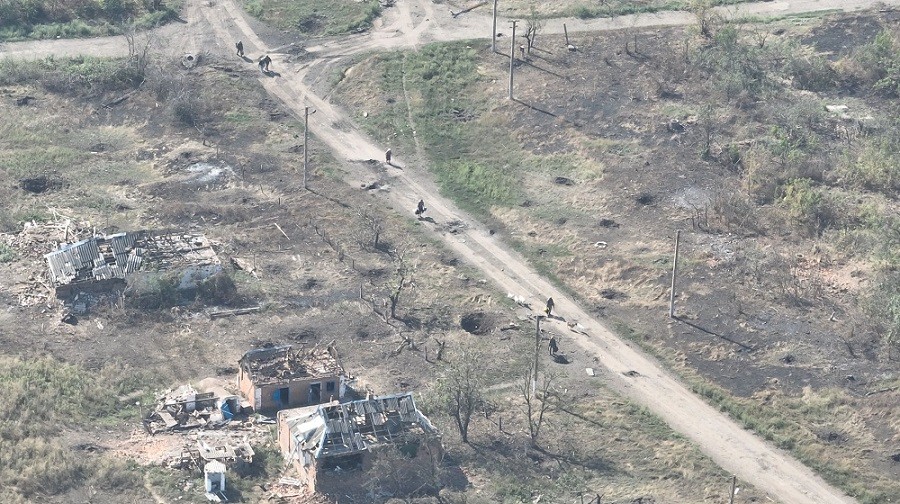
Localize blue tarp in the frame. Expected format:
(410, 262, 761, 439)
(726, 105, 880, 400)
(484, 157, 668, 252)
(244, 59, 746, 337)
(221, 401, 234, 420)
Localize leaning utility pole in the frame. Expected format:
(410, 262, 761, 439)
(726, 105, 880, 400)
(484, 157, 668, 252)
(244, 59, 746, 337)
(509, 20, 517, 100)
(303, 106, 311, 189)
(669, 230, 681, 318)
(491, 0, 499, 53)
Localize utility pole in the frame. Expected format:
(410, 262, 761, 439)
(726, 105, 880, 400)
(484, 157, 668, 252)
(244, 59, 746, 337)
(669, 230, 681, 318)
(533, 315, 541, 396)
(303, 106, 315, 190)
(509, 20, 517, 100)
(729, 475, 737, 504)
(491, 0, 499, 53)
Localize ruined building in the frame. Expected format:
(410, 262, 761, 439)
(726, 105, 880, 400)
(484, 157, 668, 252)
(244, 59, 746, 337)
(238, 345, 346, 412)
(45, 230, 221, 310)
(277, 393, 442, 496)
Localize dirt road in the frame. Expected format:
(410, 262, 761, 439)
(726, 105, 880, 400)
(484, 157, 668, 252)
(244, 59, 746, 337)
(3, 1, 896, 502)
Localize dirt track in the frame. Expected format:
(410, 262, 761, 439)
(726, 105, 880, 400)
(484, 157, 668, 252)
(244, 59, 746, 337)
(4, 1, 899, 502)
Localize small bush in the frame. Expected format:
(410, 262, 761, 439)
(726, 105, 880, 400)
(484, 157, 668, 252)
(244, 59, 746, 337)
(779, 178, 834, 236)
(0, 243, 16, 263)
(849, 28, 900, 97)
(785, 53, 837, 91)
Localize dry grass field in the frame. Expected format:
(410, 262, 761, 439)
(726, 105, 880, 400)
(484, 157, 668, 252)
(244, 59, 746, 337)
(333, 9, 900, 503)
(0, 30, 771, 504)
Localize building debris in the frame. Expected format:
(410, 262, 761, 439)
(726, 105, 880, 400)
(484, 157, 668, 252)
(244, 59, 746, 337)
(143, 384, 241, 434)
(277, 392, 442, 495)
(46, 230, 221, 304)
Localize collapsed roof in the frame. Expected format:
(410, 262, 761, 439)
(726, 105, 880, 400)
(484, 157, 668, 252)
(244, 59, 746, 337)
(239, 345, 343, 386)
(45, 230, 220, 288)
(280, 393, 437, 462)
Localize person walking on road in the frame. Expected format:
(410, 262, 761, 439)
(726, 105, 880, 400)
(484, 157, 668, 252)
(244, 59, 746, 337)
(415, 199, 427, 218)
(545, 297, 554, 317)
(236, 41, 244, 57)
(548, 335, 559, 356)
(385, 148, 392, 164)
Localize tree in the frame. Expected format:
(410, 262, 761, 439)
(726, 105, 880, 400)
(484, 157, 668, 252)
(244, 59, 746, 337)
(387, 244, 412, 320)
(520, 365, 555, 446)
(435, 350, 485, 443)
(523, 7, 543, 57)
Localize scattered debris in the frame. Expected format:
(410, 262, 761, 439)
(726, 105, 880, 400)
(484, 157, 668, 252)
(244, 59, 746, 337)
(586, 368, 595, 376)
(207, 306, 261, 319)
(204, 460, 227, 502)
(143, 384, 241, 434)
(554, 176, 575, 186)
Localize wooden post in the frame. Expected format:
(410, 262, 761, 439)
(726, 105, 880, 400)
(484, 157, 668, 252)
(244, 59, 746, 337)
(729, 475, 736, 504)
(303, 106, 310, 190)
(533, 315, 541, 395)
(509, 20, 517, 100)
(491, 0, 499, 53)
(669, 230, 680, 318)
(564, 23, 570, 47)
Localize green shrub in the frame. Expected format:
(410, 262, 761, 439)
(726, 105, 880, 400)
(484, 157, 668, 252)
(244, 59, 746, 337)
(0, 243, 15, 263)
(851, 28, 900, 97)
(843, 138, 900, 193)
(779, 178, 833, 236)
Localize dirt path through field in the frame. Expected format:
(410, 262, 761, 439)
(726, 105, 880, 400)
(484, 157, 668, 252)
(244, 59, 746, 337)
(4, 1, 898, 502)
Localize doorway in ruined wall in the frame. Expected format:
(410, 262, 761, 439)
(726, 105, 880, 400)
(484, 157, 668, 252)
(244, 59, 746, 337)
(309, 383, 321, 404)
(275, 387, 290, 407)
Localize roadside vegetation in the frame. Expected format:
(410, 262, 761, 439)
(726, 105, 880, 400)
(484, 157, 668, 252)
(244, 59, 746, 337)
(486, 0, 754, 19)
(336, 10, 900, 503)
(0, 0, 180, 41)
(241, 0, 381, 36)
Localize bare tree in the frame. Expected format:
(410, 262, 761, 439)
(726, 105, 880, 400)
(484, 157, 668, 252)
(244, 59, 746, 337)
(356, 205, 385, 251)
(523, 8, 543, 57)
(436, 350, 485, 444)
(387, 244, 413, 320)
(520, 366, 555, 446)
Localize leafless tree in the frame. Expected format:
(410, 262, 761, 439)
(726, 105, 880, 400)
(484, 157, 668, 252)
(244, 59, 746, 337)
(356, 205, 384, 251)
(520, 366, 555, 446)
(387, 243, 413, 320)
(523, 7, 543, 56)
(436, 350, 485, 444)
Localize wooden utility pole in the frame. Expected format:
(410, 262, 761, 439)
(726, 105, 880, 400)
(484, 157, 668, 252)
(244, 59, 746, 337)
(669, 230, 681, 318)
(491, 0, 499, 53)
(563, 23, 570, 47)
(729, 475, 737, 504)
(303, 106, 311, 189)
(509, 20, 517, 100)
(533, 315, 542, 395)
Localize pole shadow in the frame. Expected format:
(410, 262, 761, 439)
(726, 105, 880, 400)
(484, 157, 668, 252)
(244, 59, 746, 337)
(675, 316, 753, 351)
(513, 98, 557, 118)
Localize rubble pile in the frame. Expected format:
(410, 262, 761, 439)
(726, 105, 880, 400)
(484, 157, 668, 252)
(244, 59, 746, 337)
(143, 384, 236, 434)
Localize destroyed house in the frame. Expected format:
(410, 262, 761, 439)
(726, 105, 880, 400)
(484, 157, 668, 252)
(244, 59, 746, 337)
(45, 230, 221, 300)
(238, 345, 345, 411)
(277, 393, 441, 495)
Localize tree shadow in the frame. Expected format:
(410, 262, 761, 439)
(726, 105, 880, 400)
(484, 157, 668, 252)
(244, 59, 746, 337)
(675, 316, 754, 351)
(535, 445, 617, 474)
